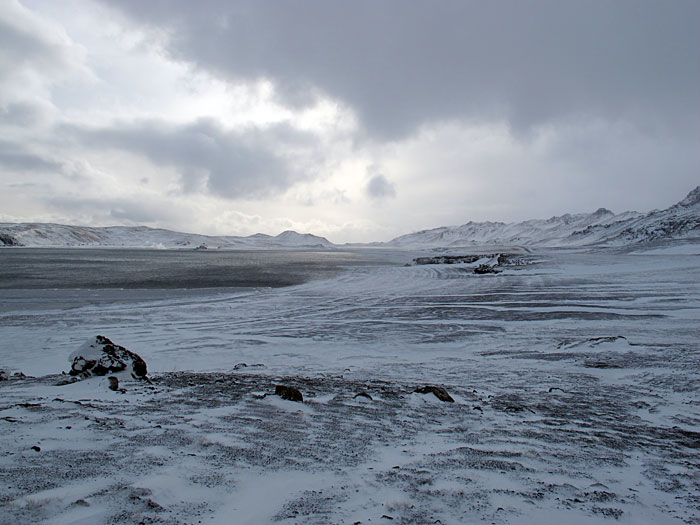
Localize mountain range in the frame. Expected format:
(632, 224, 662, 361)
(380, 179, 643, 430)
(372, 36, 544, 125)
(386, 186, 700, 249)
(0, 224, 333, 250)
(1, 186, 698, 249)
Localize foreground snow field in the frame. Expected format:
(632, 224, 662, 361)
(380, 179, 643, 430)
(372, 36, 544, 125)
(1, 248, 699, 524)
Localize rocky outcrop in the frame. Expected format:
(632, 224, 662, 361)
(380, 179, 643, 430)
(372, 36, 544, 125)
(69, 335, 148, 380)
(413, 255, 484, 265)
(474, 264, 500, 274)
(0, 233, 21, 246)
(414, 385, 455, 402)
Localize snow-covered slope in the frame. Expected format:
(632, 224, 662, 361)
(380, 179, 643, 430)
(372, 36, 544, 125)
(2, 186, 698, 249)
(388, 186, 700, 248)
(0, 223, 334, 250)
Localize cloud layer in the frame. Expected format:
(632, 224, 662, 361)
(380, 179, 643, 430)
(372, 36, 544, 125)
(0, 0, 698, 242)
(98, 0, 700, 137)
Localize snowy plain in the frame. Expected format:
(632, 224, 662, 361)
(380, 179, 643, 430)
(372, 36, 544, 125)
(1, 246, 699, 524)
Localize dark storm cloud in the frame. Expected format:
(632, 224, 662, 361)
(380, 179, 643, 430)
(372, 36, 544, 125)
(64, 119, 316, 198)
(97, 0, 700, 138)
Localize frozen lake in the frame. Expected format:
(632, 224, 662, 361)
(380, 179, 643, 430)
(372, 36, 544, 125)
(1, 247, 699, 523)
(0, 248, 393, 311)
(0, 247, 389, 289)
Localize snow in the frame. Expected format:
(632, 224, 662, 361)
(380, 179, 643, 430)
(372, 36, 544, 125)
(0, 223, 334, 250)
(1, 247, 699, 523)
(2, 186, 699, 250)
(386, 185, 700, 248)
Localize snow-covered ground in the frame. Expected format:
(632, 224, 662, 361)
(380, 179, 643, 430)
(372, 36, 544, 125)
(1, 249, 699, 524)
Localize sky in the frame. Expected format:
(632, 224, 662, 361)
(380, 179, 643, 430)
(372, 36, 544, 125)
(0, 0, 698, 243)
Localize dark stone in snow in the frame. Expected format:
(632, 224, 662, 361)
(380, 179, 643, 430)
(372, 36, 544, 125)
(108, 376, 120, 391)
(275, 385, 303, 402)
(414, 385, 455, 402)
(354, 392, 373, 401)
(31, 446, 41, 452)
(69, 335, 148, 380)
(0, 369, 8, 381)
(474, 264, 499, 274)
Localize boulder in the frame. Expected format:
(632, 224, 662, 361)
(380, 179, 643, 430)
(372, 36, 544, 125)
(414, 385, 455, 402)
(69, 335, 148, 380)
(275, 385, 303, 402)
(0, 369, 8, 381)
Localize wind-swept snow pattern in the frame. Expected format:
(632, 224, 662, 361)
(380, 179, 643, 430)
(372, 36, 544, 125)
(1, 249, 699, 523)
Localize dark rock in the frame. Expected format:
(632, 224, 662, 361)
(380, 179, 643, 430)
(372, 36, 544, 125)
(0, 232, 21, 246)
(557, 336, 628, 350)
(353, 392, 373, 401)
(233, 363, 248, 370)
(0, 369, 8, 381)
(583, 360, 623, 369)
(275, 385, 303, 402)
(474, 264, 499, 274)
(414, 255, 483, 265)
(414, 385, 455, 402)
(68, 335, 148, 381)
(12, 372, 26, 379)
(108, 376, 120, 391)
(31, 446, 41, 452)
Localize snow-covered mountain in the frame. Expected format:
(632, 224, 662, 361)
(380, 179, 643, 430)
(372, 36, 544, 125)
(0, 223, 334, 250)
(387, 186, 700, 249)
(2, 186, 698, 249)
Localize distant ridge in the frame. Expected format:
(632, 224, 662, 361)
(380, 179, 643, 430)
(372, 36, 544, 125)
(0, 223, 334, 250)
(385, 185, 700, 248)
(1, 186, 698, 249)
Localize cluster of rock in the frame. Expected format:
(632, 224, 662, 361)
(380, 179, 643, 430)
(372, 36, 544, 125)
(413, 255, 487, 265)
(473, 264, 500, 275)
(0, 370, 26, 380)
(412, 253, 529, 275)
(51, 337, 460, 406)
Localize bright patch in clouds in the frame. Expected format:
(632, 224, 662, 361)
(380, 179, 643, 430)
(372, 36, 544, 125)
(1, 0, 698, 242)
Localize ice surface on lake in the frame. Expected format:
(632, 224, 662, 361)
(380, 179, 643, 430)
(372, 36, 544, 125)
(1, 248, 699, 523)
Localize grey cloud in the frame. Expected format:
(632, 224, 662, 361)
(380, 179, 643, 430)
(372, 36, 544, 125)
(97, 0, 700, 138)
(47, 195, 182, 225)
(0, 3, 79, 78)
(0, 140, 62, 172)
(0, 101, 52, 127)
(64, 119, 315, 198)
(366, 174, 396, 200)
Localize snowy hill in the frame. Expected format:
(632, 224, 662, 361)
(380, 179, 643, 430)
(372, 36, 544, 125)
(387, 186, 700, 249)
(0, 223, 334, 250)
(2, 186, 698, 249)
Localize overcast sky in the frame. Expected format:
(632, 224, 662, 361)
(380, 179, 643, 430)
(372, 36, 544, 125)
(1, 0, 698, 242)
